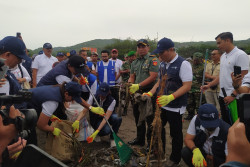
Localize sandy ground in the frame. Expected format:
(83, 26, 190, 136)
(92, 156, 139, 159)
(37, 103, 190, 167)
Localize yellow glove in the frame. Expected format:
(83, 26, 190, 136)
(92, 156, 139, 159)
(72, 120, 79, 133)
(79, 75, 89, 85)
(50, 115, 61, 122)
(156, 94, 175, 107)
(10, 151, 21, 160)
(87, 130, 100, 143)
(142, 91, 153, 97)
(129, 84, 140, 94)
(192, 148, 207, 167)
(90, 106, 105, 116)
(52, 128, 61, 136)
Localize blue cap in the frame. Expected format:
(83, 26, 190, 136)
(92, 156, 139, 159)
(0, 36, 29, 61)
(153, 37, 174, 54)
(56, 52, 64, 57)
(198, 104, 220, 128)
(65, 82, 82, 104)
(137, 39, 149, 46)
(70, 50, 77, 56)
(38, 50, 43, 55)
(43, 43, 52, 49)
(96, 82, 110, 96)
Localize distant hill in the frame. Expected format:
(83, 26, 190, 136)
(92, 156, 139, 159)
(30, 38, 250, 56)
(32, 38, 117, 55)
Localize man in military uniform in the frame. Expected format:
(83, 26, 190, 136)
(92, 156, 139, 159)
(185, 52, 206, 120)
(127, 39, 159, 147)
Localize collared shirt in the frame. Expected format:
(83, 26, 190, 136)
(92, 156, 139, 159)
(187, 115, 228, 156)
(219, 47, 249, 97)
(31, 53, 58, 84)
(205, 61, 220, 92)
(161, 54, 193, 114)
(130, 53, 159, 86)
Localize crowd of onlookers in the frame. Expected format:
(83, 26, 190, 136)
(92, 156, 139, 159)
(0, 32, 249, 167)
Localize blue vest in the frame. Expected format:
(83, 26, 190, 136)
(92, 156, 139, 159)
(88, 73, 97, 88)
(28, 86, 63, 114)
(97, 61, 116, 86)
(6, 70, 21, 95)
(87, 61, 93, 70)
(158, 56, 187, 108)
(194, 118, 230, 167)
(89, 94, 114, 125)
(37, 60, 72, 87)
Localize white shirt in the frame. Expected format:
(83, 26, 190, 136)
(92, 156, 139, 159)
(87, 95, 116, 112)
(9, 64, 31, 88)
(96, 60, 119, 86)
(32, 54, 58, 84)
(219, 47, 249, 97)
(41, 101, 59, 117)
(161, 55, 193, 114)
(187, 115, 228, 156)
(110, 58, 123, 84)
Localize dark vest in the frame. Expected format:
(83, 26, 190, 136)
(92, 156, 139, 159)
(158, 56, 187, 108)
(89, 94, 114, 125)
(194, 117, 230, 167)
(27, 86, 63, 115)
(37, 60, 72, 87)
(97, 61, 116, 86)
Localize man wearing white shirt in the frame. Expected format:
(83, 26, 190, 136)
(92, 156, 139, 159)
(201, 32, 249, 125)
(145, 37, 192, 166)
(31, 43, 57, 87)
(182, 104, 230, 167)
(110, 49, 123, 84)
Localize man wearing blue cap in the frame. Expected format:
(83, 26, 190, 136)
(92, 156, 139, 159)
(74, 82, 122, 147)
(182, 104, 230, 167)
(31, 42, 57, 88)
(55, 52, 66, 62)
(144, 37, 192, 166)
(0, 36, 30, 95)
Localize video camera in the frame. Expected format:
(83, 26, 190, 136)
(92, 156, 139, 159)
(0, 89, 37, 139)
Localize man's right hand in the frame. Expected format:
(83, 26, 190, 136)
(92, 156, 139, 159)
(200, 85, 209, 92)
(90, 106, 105, 116)
(72, 120, 79, 133)
(52, 128, 61, 136)
(142, 92, 153, 97)
(192, 148, 207, 167)
(87, 130, 100, 143)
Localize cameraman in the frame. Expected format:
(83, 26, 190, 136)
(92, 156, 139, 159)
(0, 36, 29, 165)
(204, 49, 222, 112)
(0, 106, 26, 166)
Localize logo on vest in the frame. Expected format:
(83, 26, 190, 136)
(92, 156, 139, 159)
(215, 139, 223, 144)
(171, 66, 178, 70)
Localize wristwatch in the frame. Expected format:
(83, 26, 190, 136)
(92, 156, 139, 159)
(231, 93, 236, 98)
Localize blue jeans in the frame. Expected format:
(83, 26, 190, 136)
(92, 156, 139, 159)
(92, 113, 122, 139)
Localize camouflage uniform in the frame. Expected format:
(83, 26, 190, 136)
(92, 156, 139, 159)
(186, 52, 206, 119)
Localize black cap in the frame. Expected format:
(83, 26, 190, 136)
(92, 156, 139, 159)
(137, 39, 149, 46)
(68, 56, 88, 75)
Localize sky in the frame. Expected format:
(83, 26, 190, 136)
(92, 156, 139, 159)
(1, 0, 250, 50)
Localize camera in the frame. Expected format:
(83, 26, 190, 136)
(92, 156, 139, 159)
(238, 93, 250, 142)
(0, 89, 37, 138)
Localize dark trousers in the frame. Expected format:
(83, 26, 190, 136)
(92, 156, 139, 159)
(110, 86, 119, 108)
(161, 108, 183, 163)
(219, 96, 232, 125)
(132, 94, 156, 144)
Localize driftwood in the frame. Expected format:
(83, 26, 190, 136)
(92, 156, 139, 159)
(146, 72, 168, 167)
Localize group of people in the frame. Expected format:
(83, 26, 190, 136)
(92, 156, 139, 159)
(0, 31, 249, 167)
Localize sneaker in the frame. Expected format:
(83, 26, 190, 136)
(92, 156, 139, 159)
(94, 135, 101, 142)
(110, 140, 116, 147)
(165, 160, 180, 167)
